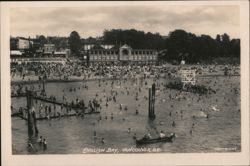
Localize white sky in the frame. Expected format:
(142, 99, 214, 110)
(10, 5, 240, 39)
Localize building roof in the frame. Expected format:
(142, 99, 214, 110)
(90, 44, 105, 50)
(54, 51, 66, 55)
(89, 44, 157, 52)
(109, 45, 119, 50)
(44, 44, 55, 46)
(120, 44, 132, 49)
(10, 50, 22, 55)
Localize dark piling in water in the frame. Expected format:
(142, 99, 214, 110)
(26, 90, 39, 136)
(148, 83, 156, 119)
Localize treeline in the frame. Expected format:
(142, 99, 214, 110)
(103, 29, 165, 50)
(35, 35, 69, 50)
(103, 29, 240, 63)
(11, 28, 240, 64)
(164, 30, 240, 63)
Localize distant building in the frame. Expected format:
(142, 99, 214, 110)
(88, 44, 158, 65)
(17, 38, 33, 50)
(54, 49, 70, 58)
(83, 44, 95, 51)
(64, 49, 71, 58)
(100, 44, 114, 50)
(10, 50, 23, 56)
(83, 44, 114, 51)
(180, 60, 185, 65)
(43, 44, 55, 54)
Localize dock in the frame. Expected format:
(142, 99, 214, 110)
(11, 94, 100, 121)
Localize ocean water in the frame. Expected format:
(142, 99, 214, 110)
(11, 76, 241, 154)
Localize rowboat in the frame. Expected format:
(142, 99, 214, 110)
(136, 134, 175, 145)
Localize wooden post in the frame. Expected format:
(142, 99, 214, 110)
(26, 90, 38, 136)
(148, 84, 156, 119)
(151, 83, 156, 118)
(148, 88, 151, 118)
(42, 80, 45, 92)
(27, 91, 34, 135)
(41, 80, 46, 96)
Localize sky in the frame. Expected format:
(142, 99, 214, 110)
(10, 5, 240, 39)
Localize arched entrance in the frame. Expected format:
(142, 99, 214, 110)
(119, 44, 132, 63)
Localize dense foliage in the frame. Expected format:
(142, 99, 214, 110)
(163, 30, 240, 63)
(11, 28, 240, 63)
(103, 29, 165, 50)
(103, 29, 240, 63)
(68, 31, 82, 56)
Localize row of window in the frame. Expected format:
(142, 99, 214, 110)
(89, 50, 155, 55)
(89, 51, 118, 55)
(89, 55, 157, 61)
(90, 55, 117, 60)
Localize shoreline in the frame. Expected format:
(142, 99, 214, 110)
(11, 76, 134, 85)
(11, 74, 240, 85)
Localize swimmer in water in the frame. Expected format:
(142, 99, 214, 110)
(28, 142, 33, 148)
(101, 138, 105, 144)
(133, 133, 137, 140)
(172, 121, 176, 127)
(127, 128, 131, 133)
(38, 136, 43, 144)
(43, 139, 47, 150)
(135, 109, 139, 115)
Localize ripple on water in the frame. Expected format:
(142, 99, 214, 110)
(11, 77, 240, 154)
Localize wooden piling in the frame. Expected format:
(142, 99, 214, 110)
(148, 88, 151, 118)
(41, 80, 46, 96)
(26, 90, 39, 136)
(148, 84, 156, 119)
(151, 83, 156, 118)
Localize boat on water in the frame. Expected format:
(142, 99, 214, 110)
(136, 133, 175, 145)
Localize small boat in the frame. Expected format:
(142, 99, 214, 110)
(136, 134, 175, 145)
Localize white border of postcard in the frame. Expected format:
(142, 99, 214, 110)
(1, 1, 249, 166)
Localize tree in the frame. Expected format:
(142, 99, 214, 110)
(103, 29, 165, 50)
(215, 34, 221, 43)
(221, 33, 230, 44)
(59, 38, 68, 49)
(221, 33, 231, 56)
(68, 31, 82, 56)
(10, 37, 18, 50)
(161, 30, 240, 63)
(230, 39, 240, 58)
(164, 29, 197, 62)
(38, 35, 47, 48)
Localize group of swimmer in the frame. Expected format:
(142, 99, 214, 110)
(28, 135, 47, 152)
(11, 63, 240, 152)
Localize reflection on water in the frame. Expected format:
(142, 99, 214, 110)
(12, 77, 241, 154)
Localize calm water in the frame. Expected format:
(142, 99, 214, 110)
(11, 76, 241, 154)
